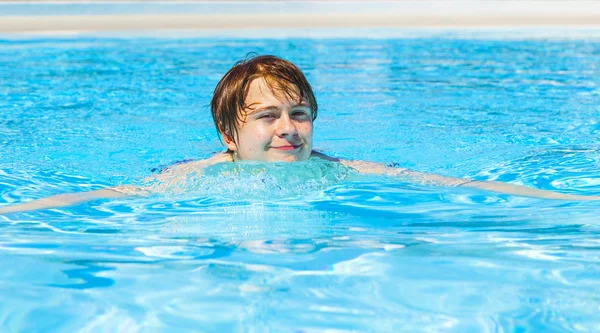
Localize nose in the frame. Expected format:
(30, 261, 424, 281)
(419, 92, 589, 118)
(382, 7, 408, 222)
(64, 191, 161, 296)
(275, 112, 297, 137)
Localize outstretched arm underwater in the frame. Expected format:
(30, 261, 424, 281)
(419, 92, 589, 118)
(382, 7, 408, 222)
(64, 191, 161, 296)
(0, 187, 133, 214)
(0, 153, 233, 215)
(312, 151, 600, 201)
(1, 151, 599, 215)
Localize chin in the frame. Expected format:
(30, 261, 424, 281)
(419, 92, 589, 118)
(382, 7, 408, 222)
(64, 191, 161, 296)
(274, 155, 300, 162)
(269, 149, 310, 162)
(269, 152, 310, 162)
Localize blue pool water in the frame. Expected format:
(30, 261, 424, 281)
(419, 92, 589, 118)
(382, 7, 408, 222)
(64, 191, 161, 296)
(2, 31, 600, 332)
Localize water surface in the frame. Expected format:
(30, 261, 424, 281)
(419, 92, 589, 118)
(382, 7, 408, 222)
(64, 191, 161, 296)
(1, 31, 600, 332)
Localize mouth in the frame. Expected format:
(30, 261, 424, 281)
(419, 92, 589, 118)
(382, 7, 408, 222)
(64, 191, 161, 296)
(271, 144, 301, 151)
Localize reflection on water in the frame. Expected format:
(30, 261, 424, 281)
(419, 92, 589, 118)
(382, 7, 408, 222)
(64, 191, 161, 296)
(1, 33, 600, 332)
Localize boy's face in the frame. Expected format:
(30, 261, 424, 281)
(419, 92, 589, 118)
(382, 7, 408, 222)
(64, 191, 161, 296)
(224, 77, 313, 162)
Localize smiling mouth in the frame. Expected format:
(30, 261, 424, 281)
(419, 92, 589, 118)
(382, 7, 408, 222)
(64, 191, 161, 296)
(271, 144, 301, 151)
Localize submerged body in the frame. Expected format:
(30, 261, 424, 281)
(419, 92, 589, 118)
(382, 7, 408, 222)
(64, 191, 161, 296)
(2, 148, 598, 215)
(1, 54, 599, 215)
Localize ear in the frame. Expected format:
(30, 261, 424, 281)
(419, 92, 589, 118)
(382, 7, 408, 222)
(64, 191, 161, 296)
(222, 132, 238, 152)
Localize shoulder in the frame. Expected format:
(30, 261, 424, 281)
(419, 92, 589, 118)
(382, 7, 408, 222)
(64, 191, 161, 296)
(341, 160, 407, 176)
(170, 152, 233, 173)
(148, 152, 233, 183)
(311, 150, 406, 175)
(311, 150, 340, 162)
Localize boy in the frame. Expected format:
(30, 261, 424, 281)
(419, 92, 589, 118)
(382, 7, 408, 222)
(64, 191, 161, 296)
(1, 55, 598, 214)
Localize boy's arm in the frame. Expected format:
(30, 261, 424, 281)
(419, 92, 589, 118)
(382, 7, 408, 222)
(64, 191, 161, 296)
(0, 152, 234, 215)
(335, 157, 600, 201)
(461, 180, 600, 201)
(0, 186, 141, 215)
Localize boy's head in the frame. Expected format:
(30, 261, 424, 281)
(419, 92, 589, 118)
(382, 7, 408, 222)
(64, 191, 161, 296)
(211, 55, 318, 162)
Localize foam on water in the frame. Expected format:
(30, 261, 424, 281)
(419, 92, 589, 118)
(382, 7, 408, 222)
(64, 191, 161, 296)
(147, 157, 351, 200)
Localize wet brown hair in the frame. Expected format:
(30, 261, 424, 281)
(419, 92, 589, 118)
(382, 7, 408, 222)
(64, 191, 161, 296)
(211, 55, 318, 144)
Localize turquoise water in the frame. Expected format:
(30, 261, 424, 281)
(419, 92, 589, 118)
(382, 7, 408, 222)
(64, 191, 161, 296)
(2, 33, 600, 332)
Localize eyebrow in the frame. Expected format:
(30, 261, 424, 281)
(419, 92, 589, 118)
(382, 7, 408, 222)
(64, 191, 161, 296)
(248, 101, 310, 115)
(249, 105, 278, 114)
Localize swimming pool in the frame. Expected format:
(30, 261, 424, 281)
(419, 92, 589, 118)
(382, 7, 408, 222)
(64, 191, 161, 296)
(2, 31, 600, 332)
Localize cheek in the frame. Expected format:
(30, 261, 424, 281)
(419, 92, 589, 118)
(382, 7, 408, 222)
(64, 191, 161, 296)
(299, 122, 314, 138)
(238, 124, 272, 146)
(249, 125, 272, 141)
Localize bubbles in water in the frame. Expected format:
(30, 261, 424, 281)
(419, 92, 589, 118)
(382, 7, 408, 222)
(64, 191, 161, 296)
(145, 158, 350, 201)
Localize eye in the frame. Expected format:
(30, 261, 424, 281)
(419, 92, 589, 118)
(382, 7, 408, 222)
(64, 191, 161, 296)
(259, 113, 276, 120)
(292, 109, 310, 119)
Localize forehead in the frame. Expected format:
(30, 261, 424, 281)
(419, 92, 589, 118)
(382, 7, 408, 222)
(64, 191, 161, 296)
(244, 77, 303, 107)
